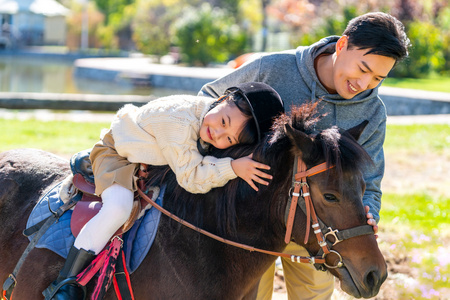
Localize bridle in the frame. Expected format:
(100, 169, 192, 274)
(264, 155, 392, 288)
(284, 158, 374, 270)
(137, 157, 374, 270)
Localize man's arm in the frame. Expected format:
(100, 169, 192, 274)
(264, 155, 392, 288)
(361, 117, 386, 224)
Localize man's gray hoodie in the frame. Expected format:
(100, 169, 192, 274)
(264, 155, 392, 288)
(199, 36, 386, 222)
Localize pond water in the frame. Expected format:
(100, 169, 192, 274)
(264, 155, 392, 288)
(0, 55, 185, 96)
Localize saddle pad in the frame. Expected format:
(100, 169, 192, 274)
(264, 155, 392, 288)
(26, 182, 165, 274)
(123, 184, 165, 273)
(26, 182, 75, 258)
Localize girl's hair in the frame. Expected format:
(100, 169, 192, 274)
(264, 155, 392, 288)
(209, 88, 258, 145)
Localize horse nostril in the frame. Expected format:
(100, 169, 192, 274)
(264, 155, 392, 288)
(365, 270, 379, 287)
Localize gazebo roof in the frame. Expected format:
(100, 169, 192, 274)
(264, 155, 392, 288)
(0, 0, 70, 16)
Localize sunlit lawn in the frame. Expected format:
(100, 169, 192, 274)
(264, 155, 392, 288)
(384, 124, 449, 155)
(0, 119, 109, 156)
(380, 123, 450, 299)
(1, 117, 449, 299)
(377, 192, 450, 299)
(383, 76, 450, 93)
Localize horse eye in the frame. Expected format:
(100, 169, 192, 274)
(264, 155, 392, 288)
(324, 194, 338, 202)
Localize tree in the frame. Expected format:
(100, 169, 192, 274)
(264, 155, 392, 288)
(132, 0, 187, 56)
(173, 3, 247, 66)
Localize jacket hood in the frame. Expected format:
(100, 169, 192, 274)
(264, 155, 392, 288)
(295, 35, 381, 105)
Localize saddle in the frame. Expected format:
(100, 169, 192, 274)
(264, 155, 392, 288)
(68, 150, 151, 238)
(69, 173, 150, 238)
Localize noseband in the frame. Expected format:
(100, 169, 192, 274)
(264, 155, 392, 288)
(285, 157, 374, 270)
(137, 158, 373, 270)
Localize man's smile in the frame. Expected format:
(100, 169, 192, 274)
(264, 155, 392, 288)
(348, 81, 358, 93)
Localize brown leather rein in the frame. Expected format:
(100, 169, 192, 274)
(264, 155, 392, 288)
(137, 157, 373, 269)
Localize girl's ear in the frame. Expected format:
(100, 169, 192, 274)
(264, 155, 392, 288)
(336, 35, 348, 55)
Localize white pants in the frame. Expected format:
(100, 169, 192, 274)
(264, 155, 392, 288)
(74, 184, 134, 254)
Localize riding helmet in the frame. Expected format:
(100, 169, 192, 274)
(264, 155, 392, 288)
(226, 82, 285, 142)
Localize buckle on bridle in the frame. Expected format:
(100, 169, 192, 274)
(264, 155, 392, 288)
(324, 227, 342, 246)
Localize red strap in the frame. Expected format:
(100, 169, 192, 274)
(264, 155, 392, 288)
(113, 251, 135, 300)
(285, 159, 303, 244)
(2, 289, 12, 300)
(284, 183, 300, 244)
(295, 162, 333, 180)
(113, 281, 123, 300)
(76, 237, 122, 287)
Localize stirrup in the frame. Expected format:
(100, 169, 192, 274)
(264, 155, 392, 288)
(42, 277, 87, 300)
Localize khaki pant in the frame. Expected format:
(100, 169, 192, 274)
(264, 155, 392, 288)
(256, 243, 334, 300)
(90, 130, 139, 196)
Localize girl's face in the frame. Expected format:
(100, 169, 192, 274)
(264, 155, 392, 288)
(200, 101, 249, 149)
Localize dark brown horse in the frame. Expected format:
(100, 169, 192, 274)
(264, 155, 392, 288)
(0, 103, 387, 299)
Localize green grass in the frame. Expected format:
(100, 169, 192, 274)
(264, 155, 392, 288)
(384, 124, 450, 155)
(383, 77, 450, 93)
(379, 193, 450, 299)
(0, 119, 109, 156)
(381, 124, 450, 299)
(381, 192, 449, 232)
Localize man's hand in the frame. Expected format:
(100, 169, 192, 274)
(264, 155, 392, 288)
(365, 205, 379, 238)
(231, 154, 272, 191)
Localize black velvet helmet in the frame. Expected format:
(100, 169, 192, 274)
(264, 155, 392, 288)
(226, 82, 285, 142)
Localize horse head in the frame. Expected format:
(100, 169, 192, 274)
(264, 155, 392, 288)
(257, 102, 387, 298)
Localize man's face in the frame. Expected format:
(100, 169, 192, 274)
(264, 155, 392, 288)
(333, 36, 396, 99)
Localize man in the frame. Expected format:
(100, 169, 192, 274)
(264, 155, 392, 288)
(199, 12, 410, 299)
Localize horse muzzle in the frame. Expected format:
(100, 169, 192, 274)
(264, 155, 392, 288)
(336, 262, 388, 298)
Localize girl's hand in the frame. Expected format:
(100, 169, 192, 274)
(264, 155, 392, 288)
(231, 154, 272, 191)
(365, 205, 379, 238)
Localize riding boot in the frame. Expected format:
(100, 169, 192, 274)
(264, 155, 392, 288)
(42, 245, 95, 300)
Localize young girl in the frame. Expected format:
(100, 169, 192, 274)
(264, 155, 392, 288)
(44, 82, 284, 299)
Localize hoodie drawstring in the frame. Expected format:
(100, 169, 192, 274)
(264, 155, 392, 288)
(311, 82, 317, 101)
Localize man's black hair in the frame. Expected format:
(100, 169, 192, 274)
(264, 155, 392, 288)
(343, 12, 411, 65)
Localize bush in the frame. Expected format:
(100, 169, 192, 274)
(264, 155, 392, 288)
(173, 3, 247, 66)
(293, 6, 359, 47)
(392, 21, 446, 78)
(133, 2, 182, 56)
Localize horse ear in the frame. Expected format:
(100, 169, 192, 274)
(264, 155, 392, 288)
(346, 120, 369, 141)
(284, 123, 315, 158)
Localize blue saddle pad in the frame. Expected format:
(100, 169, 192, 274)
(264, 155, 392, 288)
(26, 182, 165, 274)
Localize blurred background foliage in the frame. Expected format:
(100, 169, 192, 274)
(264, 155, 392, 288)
(60, 0, 449, 76)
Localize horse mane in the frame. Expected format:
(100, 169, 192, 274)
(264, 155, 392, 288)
(143, 101, 372, 237)
(272, 102, 373, 199)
